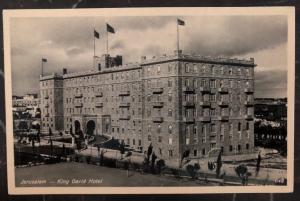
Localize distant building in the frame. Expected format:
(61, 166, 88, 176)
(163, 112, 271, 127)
(39, 50, 256, 163)
(254, 98, 287, 121)
(12, 93, 40, 108)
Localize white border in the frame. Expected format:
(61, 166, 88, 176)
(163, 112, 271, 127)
(3, 7, 295, 194)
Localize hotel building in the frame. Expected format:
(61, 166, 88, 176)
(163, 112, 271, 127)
(40, 50, 256, 162)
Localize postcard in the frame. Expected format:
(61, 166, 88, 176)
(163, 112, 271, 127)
(3, 7, 295, 194)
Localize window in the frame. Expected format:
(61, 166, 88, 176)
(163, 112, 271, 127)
(168, 64, 172, 72)
(229, 145, 233, 152)
(158, 136, 162, 142)
(148, 135, 151, 141)
(133, 139, 135, 145)
(246, 143, 250, 150)
(168, 150, 173, 157)
(168, 125, 173, 134)
(202, 148, 206, 156)
(202, 125, 207, 143)
(168, 92, 172, 102)
(157, 124, 161, 133)
(193, 150, 198, 157)
(147, 125, 151, 132)
(185, 63, 189, 73)
(157, 65, 161, 74)
(210, 124, 216, 133)
(246, 122, 249, 130)
(238, 122, 242, 131)
(168, 137, 172, 145)
(168, 109, 173, 117)
(210, 79, 216, 88)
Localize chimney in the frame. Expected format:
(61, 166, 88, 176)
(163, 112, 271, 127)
(63, 68, 67, 75)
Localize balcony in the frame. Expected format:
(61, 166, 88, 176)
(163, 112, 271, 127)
(45, 103, 49, 108)
(44, 95, 49, 99)
(244, 100, 254, 106)
(74, 93, 83, 98)
(199, 101, 211, 108)
(152, 87, 164, 94)
(200, 116, 211, 122)
(199, 86, 211, 93)
(152, 101, 164, 108)
(75, 102, 83, 108)
(183, 117, 195, 123)
(218, 87, 228, 93)
(218, 101, 229, 107)
(245, 114, 253, 120)
(119, 115, 131, 120)
(95, 102, 103, 108)
(119, 90, 130, 96)
(183, 86, 195, 93)
(183, 101, 195, 107)
(152, 116, 164, 123)
(45, 113, 49, 117)
(95, 92, 103, 97)
(218, 115, 229, 121)
(244, 88, 254, 94)
(119, 102, 130, 108)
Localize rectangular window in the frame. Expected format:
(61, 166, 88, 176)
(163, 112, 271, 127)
(210, 79, 216, 88)
(169, 137, 172, 145)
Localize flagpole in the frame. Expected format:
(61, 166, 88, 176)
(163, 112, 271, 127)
(177, 19, 179, 52)
(41, 60, 44, 76)
(106, 28, 108, 55)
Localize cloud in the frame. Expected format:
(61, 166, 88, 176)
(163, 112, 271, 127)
(9, 15, 288, 98)
(110, 40, 125, 50)
(184, 16, 287, 57)
(254, 69, 287, 98)
(65, 46, 86, 56)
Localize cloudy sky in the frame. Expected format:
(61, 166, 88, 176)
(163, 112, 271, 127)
(10, 15, 287, 98)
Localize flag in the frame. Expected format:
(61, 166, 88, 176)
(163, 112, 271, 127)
(42, 58, 47, 62)
(94, 29, 100, 39)
(107, 23, 115, 33)
(177, 18, 185, 26)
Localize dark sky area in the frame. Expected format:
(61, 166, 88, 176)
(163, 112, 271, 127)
(9, 15, 288, 98)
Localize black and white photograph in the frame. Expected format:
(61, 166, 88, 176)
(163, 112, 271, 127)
(3, 7, 295, 194)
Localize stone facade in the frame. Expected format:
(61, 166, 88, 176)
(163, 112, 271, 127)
(40, 50, 256, 163)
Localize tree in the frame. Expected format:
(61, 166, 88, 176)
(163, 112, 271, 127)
(256, 152, 262, 176)
(49, 127, 52, 136)
(18, 121, 28, 130)
(216, 150, 222, 178)
(31, 137, 35, 152)
(235, 165, 251, 186)
(186, 163, 200, 179)
(62, 144, 66, 157)
(151, 152, 157, 173)
(119, 141, 125, 159)
(50, 138, 53, 156)
(181, 150, 190, 167)
(156, 159, 166, 174)
(70, 125, 74, 137)
(147, 143, 153, 160)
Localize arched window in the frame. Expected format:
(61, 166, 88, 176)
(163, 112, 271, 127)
(168, 125, 173, 134)
(157, 124, 161, 133)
